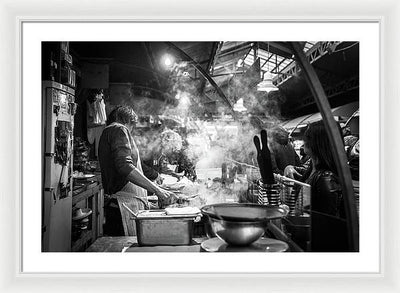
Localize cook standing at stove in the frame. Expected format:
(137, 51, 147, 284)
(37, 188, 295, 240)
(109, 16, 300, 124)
(98, 105, 177, 236)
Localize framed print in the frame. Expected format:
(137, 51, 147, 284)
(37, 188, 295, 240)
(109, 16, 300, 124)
(1, 0, 399, 292)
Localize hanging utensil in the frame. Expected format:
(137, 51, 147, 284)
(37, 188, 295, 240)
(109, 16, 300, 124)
(253, 129, 275, 184)
(260, 130, 275, 184)
(253, 135, 267, 183)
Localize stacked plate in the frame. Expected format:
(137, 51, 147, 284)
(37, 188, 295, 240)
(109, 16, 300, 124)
(258, 185, 269, 205)
(71, 208, 92, 240)
(258, 182, 281, 207)
(73, 217, 89, 230)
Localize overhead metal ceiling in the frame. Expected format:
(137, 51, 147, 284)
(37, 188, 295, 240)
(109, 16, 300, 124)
(69, 41, 359, 119)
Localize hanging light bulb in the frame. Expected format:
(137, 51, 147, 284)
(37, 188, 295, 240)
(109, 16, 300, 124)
(257, 71, 279, 92)
(161, 53, 175, 69)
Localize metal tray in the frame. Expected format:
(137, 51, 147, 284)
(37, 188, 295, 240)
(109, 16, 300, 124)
(135, 210, 198, 246)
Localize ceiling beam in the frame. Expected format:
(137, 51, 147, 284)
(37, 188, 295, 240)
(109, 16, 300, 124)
(260, 53, 274, 69)
(289, 75, 359, 112)
(269, 42, 293, 54)
(270, 57, 287, 74)
(142, 42, 162, 89)
(275, 41, 342, 86)
(258, 42, 293, 59)
(218, 42, 252, 58)
(200, 42, 220, 94)
(166, 42, 234, 113)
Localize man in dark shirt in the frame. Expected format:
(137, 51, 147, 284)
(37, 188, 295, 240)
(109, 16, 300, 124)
(269, 126, 300, 174)
(98, 106, 177, 235)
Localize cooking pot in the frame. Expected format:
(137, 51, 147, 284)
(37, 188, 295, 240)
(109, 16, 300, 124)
(201, 203, 288, 246)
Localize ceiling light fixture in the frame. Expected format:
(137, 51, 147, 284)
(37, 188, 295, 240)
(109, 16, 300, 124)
(257, 71, 279, 92)
(233, 98, 247, 112)
(257, 42, 279, 92)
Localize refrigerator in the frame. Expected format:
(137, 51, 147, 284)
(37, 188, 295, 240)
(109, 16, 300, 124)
(42, 81, 76, 252)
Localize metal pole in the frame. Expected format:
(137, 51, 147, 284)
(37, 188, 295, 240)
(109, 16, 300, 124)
(290, 42, 359, 252)
(267, 222, 304, 252)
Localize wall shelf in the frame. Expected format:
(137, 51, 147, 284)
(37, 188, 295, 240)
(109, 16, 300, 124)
(71, 181, 104, 252)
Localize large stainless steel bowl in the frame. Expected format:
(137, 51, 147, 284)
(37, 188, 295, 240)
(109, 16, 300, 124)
(201, 203, 288, 246)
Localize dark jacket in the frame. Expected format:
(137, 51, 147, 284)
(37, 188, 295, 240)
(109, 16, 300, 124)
(270, 143, 301, 175)
(295, 158, 312, 180)
(98, 123, 139, 195)
(306, 170, 350, 252)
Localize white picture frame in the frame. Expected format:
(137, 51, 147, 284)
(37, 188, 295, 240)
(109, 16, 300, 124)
(1, 0, 398, 292)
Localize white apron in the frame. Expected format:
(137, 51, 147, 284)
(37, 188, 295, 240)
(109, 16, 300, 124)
(113, 126, 149, 236)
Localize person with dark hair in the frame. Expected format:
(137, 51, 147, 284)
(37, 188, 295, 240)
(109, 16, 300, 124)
(343, 134, 359, 181)
(303, 120, 350, 252)
(283, 144, 312, 180)
(98, 105, 177, 236)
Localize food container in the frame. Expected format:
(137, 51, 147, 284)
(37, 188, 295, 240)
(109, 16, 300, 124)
(134, 210, 199, 246)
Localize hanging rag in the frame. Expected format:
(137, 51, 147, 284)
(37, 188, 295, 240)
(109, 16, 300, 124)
(87, 95, 107, 126)
(93, 97, 107, 125)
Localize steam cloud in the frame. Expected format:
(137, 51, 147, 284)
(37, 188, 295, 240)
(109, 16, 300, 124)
(134, 60, 285, 174)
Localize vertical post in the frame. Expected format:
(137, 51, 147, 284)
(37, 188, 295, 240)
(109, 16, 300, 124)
(290, 42, 359, 252)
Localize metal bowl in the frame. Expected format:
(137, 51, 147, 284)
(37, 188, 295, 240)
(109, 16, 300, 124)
(201, 203, 288, 246)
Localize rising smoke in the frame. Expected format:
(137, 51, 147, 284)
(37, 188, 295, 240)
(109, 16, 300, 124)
(134, 59, 286, 175)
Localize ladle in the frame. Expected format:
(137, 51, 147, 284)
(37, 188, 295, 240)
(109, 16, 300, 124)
(122, 203, 141, 218)
(210, 205, 225, 222)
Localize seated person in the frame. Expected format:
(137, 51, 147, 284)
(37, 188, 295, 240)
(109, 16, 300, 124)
(269, 125, 301, 175)
(143, 129, 197, 181)
(302, 121, 350, 252)
(344, 134, 359, 181)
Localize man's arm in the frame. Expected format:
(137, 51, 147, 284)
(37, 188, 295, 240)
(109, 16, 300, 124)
(110, 126, 176, 204)
(142, 162, 159, 181)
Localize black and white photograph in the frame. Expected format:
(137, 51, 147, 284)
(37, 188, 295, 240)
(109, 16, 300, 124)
(41, 40, 360, 254)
